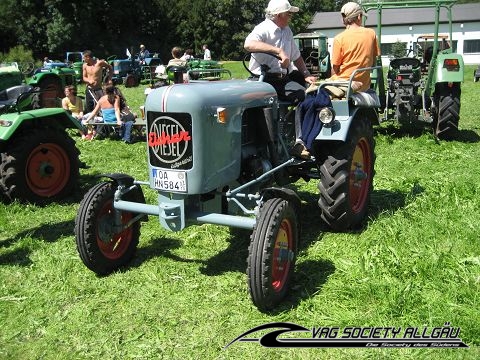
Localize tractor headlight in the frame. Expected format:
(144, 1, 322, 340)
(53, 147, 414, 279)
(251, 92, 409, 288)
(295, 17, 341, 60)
(318, 107, 335, 125)
(0, 119, 13, 127)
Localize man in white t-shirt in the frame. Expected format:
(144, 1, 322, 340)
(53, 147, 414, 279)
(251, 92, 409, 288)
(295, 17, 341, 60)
(244, 0, 316, 159)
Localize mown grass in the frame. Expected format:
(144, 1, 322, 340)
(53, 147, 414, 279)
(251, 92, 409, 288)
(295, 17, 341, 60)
(0, 65, 479, 359)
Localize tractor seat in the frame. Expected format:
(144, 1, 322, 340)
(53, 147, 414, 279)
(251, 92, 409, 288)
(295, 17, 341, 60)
(306, 82, 380, 108)
(0, 85, 33, 110)
(389, 58, 421, 72)
(0, 85, 33, 102)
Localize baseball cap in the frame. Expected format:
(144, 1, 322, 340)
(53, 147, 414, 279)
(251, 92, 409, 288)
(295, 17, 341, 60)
(341, 2, 367, 20)
(266, 0, 300, 15)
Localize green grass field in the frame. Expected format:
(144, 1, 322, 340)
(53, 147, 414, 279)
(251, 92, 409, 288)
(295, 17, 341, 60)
(0, 65, 479, 359)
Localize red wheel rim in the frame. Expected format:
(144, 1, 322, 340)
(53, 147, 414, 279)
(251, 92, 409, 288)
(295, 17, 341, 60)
(271, 219, 293, 292)
(349, 137, 371, 213)
(96, 200, 133, 260)
(25, 143, 70, 197)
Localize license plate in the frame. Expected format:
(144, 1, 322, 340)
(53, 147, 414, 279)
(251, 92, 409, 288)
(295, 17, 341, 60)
(152, 169, 187, 192)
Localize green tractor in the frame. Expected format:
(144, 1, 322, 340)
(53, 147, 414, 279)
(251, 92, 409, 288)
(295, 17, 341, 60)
(294, 31, 331, 79)
(28, 61, 77, 107)
(186, 59, 224, 80)
(154, 59, 226, 85)
(65, 52, 84, 83)
(363, 0, 464, 140)
(0, 62, 84, 204)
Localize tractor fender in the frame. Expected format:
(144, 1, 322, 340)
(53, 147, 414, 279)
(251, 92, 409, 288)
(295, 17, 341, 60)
(314, 106, 377, 142)
(99, 173, 149, 222)
(435, 53, 464, 83)
(99, 173, 136, 187)
(0, 108, 84, 141)
(28, 72, 62, 87)
(261, 187, 301, 211)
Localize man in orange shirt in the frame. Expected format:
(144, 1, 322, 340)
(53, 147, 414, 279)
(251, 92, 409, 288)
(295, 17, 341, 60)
(330, 2, 380, 92)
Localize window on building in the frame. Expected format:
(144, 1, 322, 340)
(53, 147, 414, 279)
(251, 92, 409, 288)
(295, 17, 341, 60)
(464, 39, 480, 53)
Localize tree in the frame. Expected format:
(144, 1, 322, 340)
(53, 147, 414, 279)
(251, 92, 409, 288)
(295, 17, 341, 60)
(168, 0, 335, 60)
(0, 45, 35, 64)
(0, 0, 17, 53)
(392, 41, 407, 58)
(0, 0, 339, 61)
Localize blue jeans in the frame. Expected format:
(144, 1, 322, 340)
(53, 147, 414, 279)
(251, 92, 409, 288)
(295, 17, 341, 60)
(121, 121, 134, 143)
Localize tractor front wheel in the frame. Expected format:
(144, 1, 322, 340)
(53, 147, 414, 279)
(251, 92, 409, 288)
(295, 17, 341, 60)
(434, 83, 461, 140)
(75, 182, 141, 275)
(318, 115, 375, 231)
(0, 128, 80, 204)
(247, 198, 298, 311)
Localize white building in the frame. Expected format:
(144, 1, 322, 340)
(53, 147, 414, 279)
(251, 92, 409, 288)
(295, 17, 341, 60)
(308, 2, 480, 65)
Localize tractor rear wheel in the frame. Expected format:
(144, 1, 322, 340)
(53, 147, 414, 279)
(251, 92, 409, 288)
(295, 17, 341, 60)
(38, 77, 62, 107)
(434, 83, 461, 140)
(75, 181, 141, 275)
(247, 198, 298, 311)
(0, 128, 80, 204)
(318, 116, 375, 231)
(124, 74, 139, 88)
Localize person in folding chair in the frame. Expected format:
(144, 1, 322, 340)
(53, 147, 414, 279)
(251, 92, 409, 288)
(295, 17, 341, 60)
(113, 86, 136, 143)
(83, 85, 136, 142)
(83, 85, 121, 140)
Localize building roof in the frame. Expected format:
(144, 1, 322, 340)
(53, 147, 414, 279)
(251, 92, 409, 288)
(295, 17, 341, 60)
(308, 2, 480, 30)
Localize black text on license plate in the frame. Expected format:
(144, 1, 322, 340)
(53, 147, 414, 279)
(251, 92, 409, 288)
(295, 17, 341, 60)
(152, 169, 187, 192)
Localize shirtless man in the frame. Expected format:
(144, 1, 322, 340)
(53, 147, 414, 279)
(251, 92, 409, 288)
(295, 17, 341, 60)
(82, 50, 113, 112)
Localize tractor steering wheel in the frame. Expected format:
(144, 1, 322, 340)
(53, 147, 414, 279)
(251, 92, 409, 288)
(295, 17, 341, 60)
(243, 52, 290, 79)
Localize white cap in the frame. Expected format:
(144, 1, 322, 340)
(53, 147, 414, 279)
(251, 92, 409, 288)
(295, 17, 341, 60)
(341, 2, 367, 20)
(266, 0, 299, 15)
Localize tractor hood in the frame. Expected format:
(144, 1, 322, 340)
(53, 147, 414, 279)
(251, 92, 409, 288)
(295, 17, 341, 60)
(144, 79, 278, 194)
(145, 79, 277, 113)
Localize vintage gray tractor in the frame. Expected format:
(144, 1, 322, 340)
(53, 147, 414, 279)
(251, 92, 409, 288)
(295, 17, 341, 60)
(363, 0, 464, 140)
(75, 53, 380, 311)
(0, 63, 84, 204)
